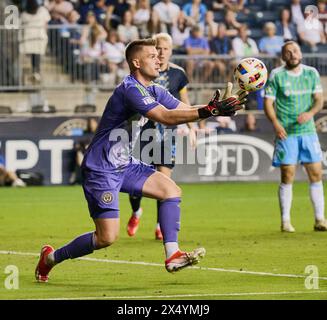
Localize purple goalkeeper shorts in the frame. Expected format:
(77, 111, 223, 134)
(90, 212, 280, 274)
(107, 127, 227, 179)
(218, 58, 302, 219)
(82, 158, 155, 219)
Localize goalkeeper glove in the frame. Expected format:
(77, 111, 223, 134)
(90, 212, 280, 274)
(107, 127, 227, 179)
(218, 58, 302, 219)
(198, 83, 248, 119)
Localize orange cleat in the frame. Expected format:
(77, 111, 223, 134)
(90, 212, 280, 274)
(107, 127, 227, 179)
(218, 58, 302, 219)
(155, 227, 163, 240)
(165, 248, 206, 273)
(35, 245, 55, 282)
(127, 215, 140, 237)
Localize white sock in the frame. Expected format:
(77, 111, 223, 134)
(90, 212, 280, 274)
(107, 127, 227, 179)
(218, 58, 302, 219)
(310, 181, 325, 221)
(164, 242, 179, 259)
(279, 183, 293, 223)
(133, 208, 143, 218)
(156, 222, 160, 229)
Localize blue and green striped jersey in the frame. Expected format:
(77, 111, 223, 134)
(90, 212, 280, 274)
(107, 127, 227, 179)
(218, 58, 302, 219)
(265, 64, 323, 136)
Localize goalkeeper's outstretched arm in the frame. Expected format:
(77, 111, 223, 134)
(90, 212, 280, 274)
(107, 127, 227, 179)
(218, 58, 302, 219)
(146, 83, 248, 126)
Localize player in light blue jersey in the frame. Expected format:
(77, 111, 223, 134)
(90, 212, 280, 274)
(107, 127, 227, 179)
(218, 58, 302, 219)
(35, 38, 247, 282)
(264, 41, 326, 232)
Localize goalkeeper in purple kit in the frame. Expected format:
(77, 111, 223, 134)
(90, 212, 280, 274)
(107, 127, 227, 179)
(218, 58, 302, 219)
(35, 38, 247, 282)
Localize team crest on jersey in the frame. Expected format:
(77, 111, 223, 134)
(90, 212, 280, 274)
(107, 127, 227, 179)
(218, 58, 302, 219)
(142, 96, 155, 105)
(101, 192, 114, 204)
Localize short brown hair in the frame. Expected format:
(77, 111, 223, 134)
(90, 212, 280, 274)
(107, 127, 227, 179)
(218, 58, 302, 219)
(125, 38, 156, 62)
(281, 40, 301, 55)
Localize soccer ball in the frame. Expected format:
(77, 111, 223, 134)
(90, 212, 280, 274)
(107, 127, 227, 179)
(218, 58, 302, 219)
(234, 58, 268, 92)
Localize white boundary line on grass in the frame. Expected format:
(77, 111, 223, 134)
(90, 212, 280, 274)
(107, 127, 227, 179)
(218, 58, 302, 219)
(1, 250, 327, 281)
(24, 290, 327, 300)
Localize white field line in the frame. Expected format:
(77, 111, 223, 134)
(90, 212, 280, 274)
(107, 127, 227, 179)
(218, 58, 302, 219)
(22, 290, 327, 300)
(1, 250, 327, 281)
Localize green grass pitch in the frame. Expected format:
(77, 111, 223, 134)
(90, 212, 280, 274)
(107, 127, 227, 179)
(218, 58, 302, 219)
(0, 182, 327, 300)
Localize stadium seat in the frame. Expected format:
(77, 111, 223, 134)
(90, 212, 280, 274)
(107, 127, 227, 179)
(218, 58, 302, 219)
(0, 106, 12, 114)
(264, 0, 290, 10)
(31, 105, 56, 114)
(214, 11, 225, 23)
(74, 104, 97, 113)
(246, 4, 265, 12)
(317, 44, 327, 53)
(255, 11, 280, 27)
(248, 28, 264, 40)
(236, 12, 251, 24)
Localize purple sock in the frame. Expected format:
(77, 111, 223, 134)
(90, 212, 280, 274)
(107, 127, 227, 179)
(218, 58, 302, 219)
(54, 232, 96, 264)
(158, 197, 181, 243)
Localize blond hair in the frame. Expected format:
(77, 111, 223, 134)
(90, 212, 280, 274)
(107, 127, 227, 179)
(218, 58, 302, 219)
(152, 33, 173, 47)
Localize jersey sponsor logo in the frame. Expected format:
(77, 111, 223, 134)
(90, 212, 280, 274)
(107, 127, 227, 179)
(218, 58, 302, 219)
(101, 192, 114, 204)
(142, 96, 155, 105)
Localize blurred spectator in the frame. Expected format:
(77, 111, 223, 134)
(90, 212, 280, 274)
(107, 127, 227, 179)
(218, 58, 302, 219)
(210, 23, 233, 55)
(204, 10, 218, 40)
(105, 0, 133, 29)
(133, 0, 151, 38)
(318, 0, 327, 34)
(103, 29, 127, 83)
(291, 0, 304, 27)
(0, 154, 26, 187)
(246, 89, 264, 111)
(214, 116, 237, 134)
(20, 0, 51, 83)
(46, 0, 74, 24)
(182, 0, 208, 28)
(224, 7, 241, 37)
(146, 9, 161, 37)
(298, 5, 326, 51)
(232, 24, 258, 57)
(240, 113, 260, 133)
(276, 8, 298, 41)
(79, 11, 107, 63)
(258, 22, 284, 55)
(78, 0, 101, 23)
(184, 25, 214, 82)
(222, 0, 245, 12)
(70, 139, 89, 184)
(86, 117, 99, 134)
(153, 0, 180, 34)
(210, 23, 233, 80)
(117, 10, 139, 44)
(203, 0, 225, 11)
(171, 11, 191, 53)
(80, 11, 107, 44)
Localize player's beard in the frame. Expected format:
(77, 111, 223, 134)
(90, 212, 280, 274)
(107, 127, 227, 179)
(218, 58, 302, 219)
(286, 59, 301, 69)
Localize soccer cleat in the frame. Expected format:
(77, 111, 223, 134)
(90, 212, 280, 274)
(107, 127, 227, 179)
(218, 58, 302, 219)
(281, 221, 295, 233)
(314, 219, 327, 231)
(127, 215, 140, 237)
(165, 248, 206, 273)
(155, 227, 163, 240)
(35, 245, 55, 282)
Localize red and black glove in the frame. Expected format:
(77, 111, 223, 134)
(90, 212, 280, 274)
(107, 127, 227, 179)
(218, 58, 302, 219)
(198, 89, 247, 119)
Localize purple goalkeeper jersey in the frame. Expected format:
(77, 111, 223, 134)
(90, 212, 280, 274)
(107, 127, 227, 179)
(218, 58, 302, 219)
(82, 75, 180, 172)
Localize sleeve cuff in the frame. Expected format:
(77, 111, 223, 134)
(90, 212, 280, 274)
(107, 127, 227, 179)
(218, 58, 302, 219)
(264, 95, 276, 101)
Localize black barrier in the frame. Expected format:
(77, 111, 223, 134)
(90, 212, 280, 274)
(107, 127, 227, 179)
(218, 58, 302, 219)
(0, 115, 326, 185)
